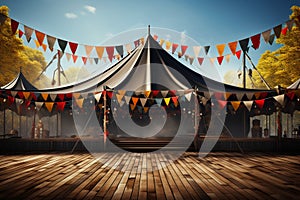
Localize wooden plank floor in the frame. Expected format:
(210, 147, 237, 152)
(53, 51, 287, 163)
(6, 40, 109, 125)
(0, 152, 299, 200)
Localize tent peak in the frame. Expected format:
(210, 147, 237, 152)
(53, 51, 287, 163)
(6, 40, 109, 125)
(148, 25, 150, 36)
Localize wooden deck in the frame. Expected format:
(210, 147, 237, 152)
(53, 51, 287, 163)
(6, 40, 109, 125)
(0, 152, 299, 200)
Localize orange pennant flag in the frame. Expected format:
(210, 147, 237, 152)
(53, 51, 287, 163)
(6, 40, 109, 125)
(85, 45, 94, 56)
(118, 90, 126, 96)
(165, 41, 171, 50)
(144, 91, 151, 98)
(228, 41, 237, 55)
(41, 44, 47, 52)
(45, 102, 54, 112)
(143, 107, 149, 113)
(225, 54, 231, 63)
(116, 94, 123, 104)
(216, 44, 226, 56)
(75, 98, 84, 108)
(231, 101, 241, 111)
(72, 55, 78, 63)
(132, 97, 139, 106)
(35, 30, 45, 46)
(171, 96, 178, 107)
(73, 93, 81, 99)
(23, 92, 31, 99)
(41, 93, 49, 101)
(159, 39, 165, 46)
(34, 40, 40, 48)
(130, 104, 136, 111)
(181, 45, 188, 56)
(95, 46, 104, 59)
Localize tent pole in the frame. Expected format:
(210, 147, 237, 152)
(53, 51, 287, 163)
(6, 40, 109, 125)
(11, 110, 14, 132)
(57, 50, 61, 86)
(242, 50, 246, 89)
(19, 114, 21, 137)
(103, 89, 107, 145)
(3, 109, 6, 135)
(56, 113, 59, 137)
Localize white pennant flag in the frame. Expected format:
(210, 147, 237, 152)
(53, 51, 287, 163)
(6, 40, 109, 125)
(11, 91, 18, 97)
(161, 91, 169, 98)
(94, 92, 102, 102)
(243, 101, 253, 111)
(236, 93, 245, 101)
(274, 94, 284, 106)
(140, 98, 147, 107)
(193, 46, 201, 57)
(49, 94, 57, 101)
(124, 96, 131, 104)
(119, 100, 125, 107)
(125, 43, 132, 54)
(35, 102, 44, 111)
(185, 92, 192, 102)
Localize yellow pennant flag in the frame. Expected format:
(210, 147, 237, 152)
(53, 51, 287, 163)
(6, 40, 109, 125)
(144, 91, 151, 98)
(45, 102, 54, 112)
(95, 46, 104, 59)
(159, 39, 165, 46)
(41, 93, 49, 101)
(143, 107, 149, 113)
(164, 98, 171, 106)
(165, 41, 171, 50)
(231, 101, 241, 111)
(116, 94, 123, 104)
(73, 93, 81, 99)
(75, 98, 84, 108)
(216, 44, 226, 56)
(130, 104, 136, 111)
(118, 90, 126, 96)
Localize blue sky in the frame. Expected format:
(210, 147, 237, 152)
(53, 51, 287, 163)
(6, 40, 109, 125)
(1, 0, 299, 84)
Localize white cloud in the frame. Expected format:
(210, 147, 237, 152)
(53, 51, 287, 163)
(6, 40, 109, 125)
(84, 5, 96, 14)
(65, 13, 78, 19)
(80, 11, 86, 16)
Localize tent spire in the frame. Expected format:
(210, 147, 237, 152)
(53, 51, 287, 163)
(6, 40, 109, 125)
(148, 25, 150, 36)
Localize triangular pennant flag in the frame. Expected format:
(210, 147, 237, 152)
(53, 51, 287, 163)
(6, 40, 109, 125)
(118, 90, 126, 96)
(246, 93, 253, 100)
(164, 98, 171, 106)
(56, 102, 66, 111)
(130, 104, 136, 111)
(134, 39, 140, 48)
(286, 19, 294, 31)
(161, 91, 169, 98)
(115, 45, 124, 58)
(184, 54, 189, 61)
(262, 29, 271, 43)
(217, 100, 227, 109)
(243, 101, 253, 111)
(235, 50, 242, 59)
(239, 38, 249, 52)
(273, 24, 282, 39)
(125, 43, 132, 54)
(65, 53, 71, 61)
(197, 57, 204, 65)
(119, 100, 125, 107)
(11, 91, 18, 97)
(49, 94, 57, 101)
(41, 44, 47, 52)
(193, 46, 201, 57)
(18, 30, 23, 38)
(115, 94, 123, 104)
(188, 56, 194, 65)
(144, 91, 151, 98)
(217, 56, 224, 65)
(124, 96, 131, 104)
(72, 55, 78, 63)
(255, 99, 264, 109)
(286, 92, 295, 100)
(268, 34, 275, 45)
(201, 97, 208, 106)
(209, 57, 216, 65)
(140, 98, 147, 107)
(75, 98, 84, 108)
(225, 54, 231, 63)
(152, 90, 160, 97)
(250, 34, 261, 50)
(185, 92, 192, 102)
(10, 19, 19, 35)
(216, 44, 226, 56)
(228, 41, 237, 55)
(17, 91, 24, 99)
(34, 40, 40, 48)
(140, 38, 145, 45)
(235, 93, 245, 101)
(47, 35, 56, 52)
(254, 92, 261, 99)
(69, 42, 78, 54)
(45, 102, 54, 112)
(95, 46, 104, 59)
(106, 91, 113, 99)
(41, 93, 49, 101)
(24, 25, 34, 43)
(35, 102, 44, 111)
(106, 46, 114, 62)
(171, 96, 178, 107)
(165, 41, 171, 50)
(274, 94, 284, 105)
(143, 107, 149, 113)
(83, 45, 93, 57)
(224, 92, 232, 100)
(153, 35, 158, 41)
(155, 98, 163, 105)
(159, 39, 165, 46)
(57, 94, 65, 101)
(94, 92, 102, 102)
(132, 97, 139, 106)
(82, 56, 87, 65)
(57, 39, 68, 53)
(169, 90, 176, 96)
(35, 30, 45, 46)
(204, 46, 210, 55)
(281, 26, 288, 36)
(231, 101, 241, 111)
(181, 45, 188, 56)
(8, 96, 15, 105)
(172, 43, 178, 54)
(88, 57, 93, 64)
(73, 93, 81, 99)
(94, 58, 99, 64)
(23, 92, 31, 100)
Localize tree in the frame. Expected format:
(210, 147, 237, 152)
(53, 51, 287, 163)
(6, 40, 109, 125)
(253, 5, 300, 88)
(0, 6, 47, 88)
(223, 69, 256, 88)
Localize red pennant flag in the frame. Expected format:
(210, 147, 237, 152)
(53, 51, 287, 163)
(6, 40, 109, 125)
(172, 43, 179, 54)
(69, 42, 78, 54)
(10, 19, 19, 35)
(82, 56, 87, 65)
(169, 90, 176, 96)
(259, 92, 268, 99)
(57, 94, 65, 101)
(217, 56, 224, 65)
(106, 46, 114, 62)
(281, 27, 288, 36)
(152, 90, 160, 97)
(217, 100, 227, 109)
(255, 99, 265, 109)
(235, 50, 242, 59)
(153, 35, 158, 41)
(8, 96, 15, 105)
(250, 34, 261, 50)
(18, 29, 24, 38)
(106, 91, 113, 99)
(56, 102, 66, 111)
(286, 92, 295, 100)
(134, 40, 140, 48)
(197, 57, 204, 65)
(71, 55, 78, 63)
(17, 91, 24, 99)
(35, 30, 45, 46)
(181, 45, 188, 56)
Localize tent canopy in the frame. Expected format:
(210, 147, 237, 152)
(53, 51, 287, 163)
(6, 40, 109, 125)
(1, 71, 37, 91)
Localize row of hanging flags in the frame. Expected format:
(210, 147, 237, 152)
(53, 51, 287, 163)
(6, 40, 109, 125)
(0, 13, 296, 66)
(0, 89, 299, 113)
